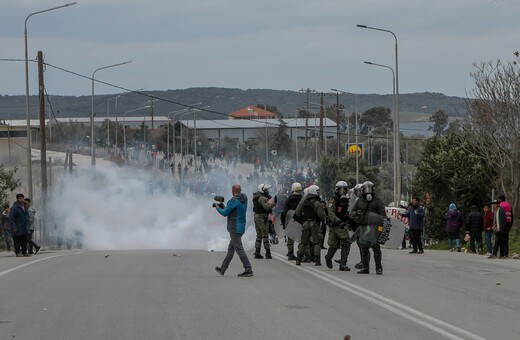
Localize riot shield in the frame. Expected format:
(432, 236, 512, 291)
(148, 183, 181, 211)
(384, 208, 407, 249)
(284, 210, 302, 243)
(359, 212, 385, 247)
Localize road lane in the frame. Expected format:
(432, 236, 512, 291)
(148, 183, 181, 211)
(0, 247, 518, 339)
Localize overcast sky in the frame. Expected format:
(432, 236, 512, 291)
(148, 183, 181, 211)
(0, 0, 518, 98)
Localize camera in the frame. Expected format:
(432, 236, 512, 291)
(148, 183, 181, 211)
(212, 195, 225, 209)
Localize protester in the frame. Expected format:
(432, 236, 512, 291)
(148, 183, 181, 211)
(9, 193, 30, 257)
(401, 197, 425, 254)
(445, 203, 463, 252)
(498, 195, 513, 258)
(465, 205, 483, 254)
(489, 200, 507, 259)
(24, 198, 41, 255)
(482, 203, 494, 256)
(1, 204, 12, 252)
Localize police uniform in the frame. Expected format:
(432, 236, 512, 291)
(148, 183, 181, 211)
(252, 192, 276, 259)
(325, 195, 351, 270)
(350, 194, 386, 274)
(294, 194, 326, 265)
(281, 192, 303, 260)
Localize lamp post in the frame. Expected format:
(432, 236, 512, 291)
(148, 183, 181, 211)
(24, 1, 77, 199)
(91, 61, 131, 166)
(167, 108, 189, 167)
(106, 96, 118, 146)
(357, 23, 401, 205)
(364, 61, 398, 206)
(123, 105, 150, 167)
(331, 89, 343, 161)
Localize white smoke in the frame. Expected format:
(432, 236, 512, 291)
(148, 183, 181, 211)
(49, 162, 257, 251)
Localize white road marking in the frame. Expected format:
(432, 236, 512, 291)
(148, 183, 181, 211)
(0, 252, 85, 277)
(271, 251, 485, 340)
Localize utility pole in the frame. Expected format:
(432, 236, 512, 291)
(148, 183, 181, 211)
(300, 88, 316, 160)
(150, 99, 154, 129)
(37, 51, 47, 212)
(319, 92, 325, 156)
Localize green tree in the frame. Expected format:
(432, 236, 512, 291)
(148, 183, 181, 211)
(428, 109, 449, 137)
(271, 119, 292, 160)
(359, 107, 393, 134)
(413, 131, 496, 241)
(0, 165, 21, 206)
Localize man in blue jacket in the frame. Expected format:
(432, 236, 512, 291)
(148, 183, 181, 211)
(214, 184, 253, 277)
(9, 193, 30, 257)
(401, 197, 425, 254)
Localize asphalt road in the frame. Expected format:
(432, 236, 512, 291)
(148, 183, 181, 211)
(0, 246, 519, 340)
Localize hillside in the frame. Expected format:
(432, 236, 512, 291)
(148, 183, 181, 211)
(0, 88, 467, 122)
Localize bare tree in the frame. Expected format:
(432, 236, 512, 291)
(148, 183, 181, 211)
(465, 57, 520, 231)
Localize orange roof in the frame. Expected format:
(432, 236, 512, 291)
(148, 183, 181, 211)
(229, 106, 277, 119)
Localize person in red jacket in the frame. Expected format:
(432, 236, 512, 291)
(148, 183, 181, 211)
(498, 195, 514, 258)
(482, 203, 494, 255)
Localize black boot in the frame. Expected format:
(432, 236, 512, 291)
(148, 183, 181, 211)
(357, 268, 370, 274)
(325, 248, 336, 269)
(254, 248, 264, 259)
(314, 252, 321, 266)
(374, 247, 383, 275)
(296, 256, 302, 266)
(288, 254, 296, 261)
(265, 249, 272, 259)
(354, 262, 363, 269)
(339, 243, 350, 269)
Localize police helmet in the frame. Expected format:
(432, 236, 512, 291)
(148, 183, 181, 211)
(257, 183, 271, 194)
(307, 185, 320, 197)
(291, 182, 303, 194)
(362, 181, 375, 195)
(353, 184, 363, 197)
(335, 181, 349, 196)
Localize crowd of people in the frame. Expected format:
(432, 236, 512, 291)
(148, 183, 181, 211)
(1, 193, 41, 257)
(441, 195, 514, 258)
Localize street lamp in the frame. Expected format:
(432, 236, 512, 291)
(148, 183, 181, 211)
(123, 105, 150, 167)
(107, 96, 118, 146)
(364, 61, 398, 206)
(167, 102, 203, 167)
(24, 1, 77, 199)
(285, 102, 302, 168)
(91, 61, 131, 166)
(357, 23, 401, 205)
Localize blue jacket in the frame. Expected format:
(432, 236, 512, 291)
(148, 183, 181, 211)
(9, 202, 29, 236)
(217, 193, 248, 235)
(401, 204, 425, 230)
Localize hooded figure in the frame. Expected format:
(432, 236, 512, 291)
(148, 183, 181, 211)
(465, 205, 483, 254)
(445, 203, 463, 252)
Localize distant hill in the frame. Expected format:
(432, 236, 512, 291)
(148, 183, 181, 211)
(0, 88, 468, 122)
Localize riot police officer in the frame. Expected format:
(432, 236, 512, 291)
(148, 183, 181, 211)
(325, 181, 352, 271)
(281, 182, 304, 261)
(253, 183, 277, 259)
(350, 181, 386, 275)
(294, 185, 327, 266)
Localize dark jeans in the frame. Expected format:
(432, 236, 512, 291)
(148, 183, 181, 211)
(468, 231, 483, 253)
(493, 232, 505, 257)
(13, 234, 28, 255)
(27, 230, 40, 253)
(360, 244, 382, 270)
(410, 229, 423, 252)
(484, 231, 493, 254)
(504, 222, 512, 257)
(3, 230, 12, 251)
(220, 232, 252, 272)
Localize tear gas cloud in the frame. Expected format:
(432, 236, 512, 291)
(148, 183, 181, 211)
(49, 165, 257, 252)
